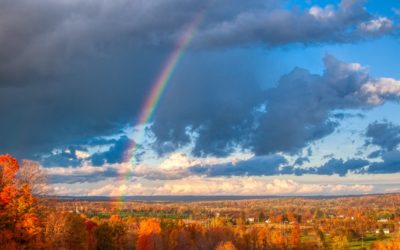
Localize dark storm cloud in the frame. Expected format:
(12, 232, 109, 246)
(0, 0, 397, 164)
(251, 56, 347, 155)
(40, 146, 85, 167)
(280, 158, 368, 176)
(368, 150, 382, 159)
(312, 158, 369, 176)
(153, 55, 400, 157)
(363, 121, 400, 173)
(185, 156, 368, 178)
(195, 0, 395, 48)
(90, 136, 133, 166)
(48, 167, 119, 184)
(151, 66, 265, 157)
(0, 0, 394, 84)
(368, 150, 400, 174)
(189, 154, 287, 177)
(294, 157, 310, 166)
(365, 121, 400, 151)
(0, 0, 209, 84)
(248, 55, 400, 155)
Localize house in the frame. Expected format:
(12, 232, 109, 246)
(376, 229, 390, 234)
(378, 218, 389, 223)
(247, 217, 255, 223)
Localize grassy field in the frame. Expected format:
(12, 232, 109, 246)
(349, 236, 376, 249)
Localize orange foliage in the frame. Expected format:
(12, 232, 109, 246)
(373, 237, 400, 250)
(215, 241, 237, 250)
(139, 218, 161, 235)
(0, 154, 42, 249)
(271, 229, 284, 247)
(137, 219, 162, 250)
(290, 222, 301, 248)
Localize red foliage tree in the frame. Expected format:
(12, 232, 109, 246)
(0, 154, 42, 249)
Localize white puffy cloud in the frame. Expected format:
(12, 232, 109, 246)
(158, 153, 201, 171)
(75, 150, 90, 159)
(359, 17, 393, 34)
(51, 176, 374, 196)
(361, 78, 400, 105)
(309, 5, 335, 20)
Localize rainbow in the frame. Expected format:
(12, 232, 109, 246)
(123, 13, 204, 163)
(115, 12, 206, 202)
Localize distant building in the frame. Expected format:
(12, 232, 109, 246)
(378, 218, 389, 223)
(376, 229, 390, 234)
(265, 219, 271, 224)
(247, 217, 255, 223)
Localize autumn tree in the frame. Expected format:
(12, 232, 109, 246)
(86, 219, 98, 250)
(137, 219, 162, 250)
(215, 241, 237, 250)
(167, 227, 195, 250)
(18, 160, 49, 196)
(256, 226, 271, 249)
(95, 222, 117, 250)
(373, 236, 400, 250)
(331, 235, 349, 250)
(0, 154, 42, 249)
(243, 227, 258, 250)
(287, 211, 296, 223)
(271, 230, 284, 248)
(290, 222, 301, 249)
(258, 212, 266, 222)
(43, 211, 65, 249)
(63, 213, 88, 250)
(109, 215, 127, 249)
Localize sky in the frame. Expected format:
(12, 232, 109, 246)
(1, 0, 400, 196)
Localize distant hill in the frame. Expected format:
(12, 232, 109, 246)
(51, 193, 398, 202)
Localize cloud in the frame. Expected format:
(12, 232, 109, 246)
(363, 121, 400, 174)
(186, 155, 374, 178)
(368, 150, 382, 159)
(365, 121, 400, 151)
(151, 66, 265, 157)
(57, 176, 374, 196)
(361, 78, 400, 105)
(294, 157, 310, 166)
(312, 158, 369, 176)
(368, 150, 400, 174)
(15, 54, 400, 182)
(0, 0, 209, 84)
(0, 0, 397, 163)
(189, 154, 287, 177)
(41, 148, 398, 184)
(149, 55, 400, 158)
(358, 17, 393, 34)
(195, 0, 395, 48)
(40, 146, 86, 167)
(0, 0, 394, 84)
(46, 164, 120, 184)
(250, 55, 400, 155)
(90, 136, 133, 166)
